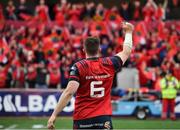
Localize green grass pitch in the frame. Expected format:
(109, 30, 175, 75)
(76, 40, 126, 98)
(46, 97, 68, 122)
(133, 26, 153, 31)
(0, 117, 180, 129)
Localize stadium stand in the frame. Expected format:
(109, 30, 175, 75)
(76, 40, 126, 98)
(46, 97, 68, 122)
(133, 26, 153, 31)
(0, 0, 179, 90)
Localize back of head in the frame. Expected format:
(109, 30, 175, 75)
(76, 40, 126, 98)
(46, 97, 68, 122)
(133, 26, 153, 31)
(84, 37, 100, 56)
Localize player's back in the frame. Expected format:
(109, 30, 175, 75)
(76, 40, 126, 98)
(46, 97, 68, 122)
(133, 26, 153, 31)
(71, 57, 122, 120)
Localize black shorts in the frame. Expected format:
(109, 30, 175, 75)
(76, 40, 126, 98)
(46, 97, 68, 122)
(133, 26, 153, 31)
(73, 115, 113, 130)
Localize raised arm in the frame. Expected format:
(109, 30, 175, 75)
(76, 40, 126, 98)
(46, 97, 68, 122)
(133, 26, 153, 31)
(116, 22, 134, 64)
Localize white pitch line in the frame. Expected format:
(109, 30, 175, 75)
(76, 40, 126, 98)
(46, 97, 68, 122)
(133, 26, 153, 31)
(4, 124, 17, 130)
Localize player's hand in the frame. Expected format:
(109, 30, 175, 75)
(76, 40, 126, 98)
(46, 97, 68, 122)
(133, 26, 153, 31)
(122, 22, 134, 33)
(47, 115, 56, 130)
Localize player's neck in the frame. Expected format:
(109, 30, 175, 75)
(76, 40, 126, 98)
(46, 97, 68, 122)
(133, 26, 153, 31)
(86, 54, 99, 59)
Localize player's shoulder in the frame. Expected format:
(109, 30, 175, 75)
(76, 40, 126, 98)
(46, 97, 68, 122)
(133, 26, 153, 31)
(73, 58, 88, 70)
(69, 60, 84, 77)
(101, 56, 123, 72)
(100, 57, 113, 66)
(101, 56, 122, 65)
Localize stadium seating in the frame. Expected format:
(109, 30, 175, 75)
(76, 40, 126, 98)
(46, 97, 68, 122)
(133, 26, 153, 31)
(0, 0, 179, 90)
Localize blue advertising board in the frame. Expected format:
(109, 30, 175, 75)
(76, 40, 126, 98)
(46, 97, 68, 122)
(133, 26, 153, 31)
(0, 89, 74, 116)
(112, 94, 180, 117)
(0, 89, 180, 117)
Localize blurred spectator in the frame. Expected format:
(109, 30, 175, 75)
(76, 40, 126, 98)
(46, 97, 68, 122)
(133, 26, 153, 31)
(81, 2, 95, 20)
(25, 63, 37, 88)
(5, 0, 17, 20)
(60, 56, 72, 89)
(0, 4, 4, 24)
(155, 0, 168, 20)
(35, 61, 48, 89)
(0, 0, 179, 90)
(35, 0, 50, 23)
(173, 51, 180, 64)
(100, 36, 111, 57)
(168, 0, 180, 19)
(68, 4, 81, 21)
(47, 63, 61, 89)
(119, 0, 131, 20)
(143, 0, 157, 22)
(94, 3, 105, 20)
(10, 55, 25, 88)
(0, 65, 8, 88)
(16, 0, 31, 20)
(160, 70, 180, 120)
(34, 44, 46, 63)
(132, 0, 142, 20)
(0, 4, 3, 16)
(173, 52, 180, 80)
(173, 63, 180, 80)
(53, 0, 67, 26)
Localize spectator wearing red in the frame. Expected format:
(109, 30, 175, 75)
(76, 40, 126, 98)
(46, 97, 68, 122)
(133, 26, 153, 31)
(68, 4, 81, 21)
(173, 51, 180, 80)
(133, 21, 147, 46)
(173, 63, 180, 80)
(25, 64, 37, 88)
(154, 69, 162, 91)
(0, 38, 10, 65)
(10, 57, 25, 88)
(0, 4, 4, 20)
(5, 0, 17, 20)
(0, 4, 4, 30)
(54, 0, 70, 14)
(132, 0, 142, 20)
(71, 28, 84, 49)
(0, 65, 8, 88)
(133, 0, 142, 20)
(35, 0, 50, 23)
(90, 20, 108, 36)
(53, 0, 67, 26)
(47, 63, 61, 89)
(155, 0, 168, 20)
(0, 0, 179, 90)
(105, 6, 123, 30)
(142, 0, 157, 22)
(138, 61, 155, 88)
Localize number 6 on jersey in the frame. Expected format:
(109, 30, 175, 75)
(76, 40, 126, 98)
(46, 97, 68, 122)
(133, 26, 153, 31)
(90, 81, 104, 98)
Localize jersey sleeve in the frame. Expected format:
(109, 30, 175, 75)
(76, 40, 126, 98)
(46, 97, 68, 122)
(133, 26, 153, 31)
(110, 56, 123, 72)
(68, 64, 80, 82)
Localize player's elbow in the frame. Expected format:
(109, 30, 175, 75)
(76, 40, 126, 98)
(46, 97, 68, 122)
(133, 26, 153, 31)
(117, 47, 132, 64)
(64, 88, 74, 97)
(64, 81, 79, 96)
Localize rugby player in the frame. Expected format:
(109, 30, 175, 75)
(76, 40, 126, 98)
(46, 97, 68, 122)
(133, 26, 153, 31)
(47, 22, 134, 130)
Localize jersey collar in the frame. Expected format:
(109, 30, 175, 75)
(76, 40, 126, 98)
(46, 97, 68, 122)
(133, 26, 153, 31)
(86, 57, 99, 60)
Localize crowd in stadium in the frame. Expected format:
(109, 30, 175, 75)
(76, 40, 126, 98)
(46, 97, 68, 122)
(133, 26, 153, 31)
(0, 0, 179, 89)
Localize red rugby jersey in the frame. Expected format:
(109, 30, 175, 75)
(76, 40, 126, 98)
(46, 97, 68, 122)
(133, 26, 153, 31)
(69, 56, 122, 120)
